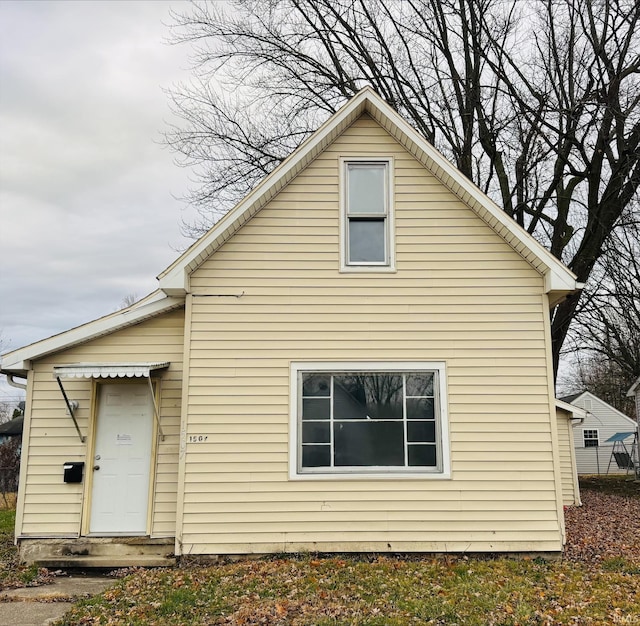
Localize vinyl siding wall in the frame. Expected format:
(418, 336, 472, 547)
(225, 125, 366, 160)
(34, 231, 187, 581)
(180, 114, 562, 554)
(570, 393, 637, 475)
(556, 408, 580, 506)
(17, 308, 184, 537)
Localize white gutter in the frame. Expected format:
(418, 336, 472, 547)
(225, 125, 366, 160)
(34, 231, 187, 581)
(5, 373, 27, 391)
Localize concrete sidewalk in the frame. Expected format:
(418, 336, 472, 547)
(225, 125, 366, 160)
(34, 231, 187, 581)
(0, 574, 115, 626)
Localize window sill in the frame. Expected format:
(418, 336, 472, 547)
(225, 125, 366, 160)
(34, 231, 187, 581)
(289, 471, 451, 481)
(339, 265, 397, 274)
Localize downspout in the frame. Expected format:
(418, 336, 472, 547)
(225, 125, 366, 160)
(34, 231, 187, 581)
(5, 373, 27, 391)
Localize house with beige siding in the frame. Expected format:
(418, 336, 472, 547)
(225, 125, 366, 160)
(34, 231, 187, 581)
(1, 87, 583, 566)
(554, 400, 585, 506)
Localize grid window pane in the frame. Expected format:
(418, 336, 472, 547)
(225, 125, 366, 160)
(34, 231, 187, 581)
(302, 422, 330, 443)
(334, 421, 404, 466)
(348, 219, 386, 263)
(407, 420, 436, 443)
(302, 398, 330, 420)
(302, 374, 331, 397)
(334, 374, 403, 420)
(406, 373, 434, 397)
(406, 398, 435, 420)
(302, 445, 331, 467)
(348, 164, 386, 214)
(408, 444, 437, 467)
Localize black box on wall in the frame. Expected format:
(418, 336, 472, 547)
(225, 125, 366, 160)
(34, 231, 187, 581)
(63, 462, 84, 483)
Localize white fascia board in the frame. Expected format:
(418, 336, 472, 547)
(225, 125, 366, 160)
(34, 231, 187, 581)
(1, 291, 184, 373)
(555, 399, 587, 419)
(157, 90, 371, 294)
(157, 86, 579, 299)
(364, 95, 580, 297)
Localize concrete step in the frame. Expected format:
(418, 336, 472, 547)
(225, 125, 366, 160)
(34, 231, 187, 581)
(19, 537, 176, 568)
(35, 554, 175, 568)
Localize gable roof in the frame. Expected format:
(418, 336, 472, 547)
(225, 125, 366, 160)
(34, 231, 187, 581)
(559, 392, 583, 404)
(2, 88, 581, 377)
(157, 86, 580, 306)
(1, 290, 184, 376)
(560, 390, 637, 427)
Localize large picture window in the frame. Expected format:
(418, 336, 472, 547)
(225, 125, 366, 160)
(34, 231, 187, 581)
(341, 159, 394, 270)
(290, 362, 450, 477)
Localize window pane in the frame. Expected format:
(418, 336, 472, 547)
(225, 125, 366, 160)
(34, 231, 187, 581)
(302, 374, 331, 397)
(407, 420, 436, 443)
(349, 219, 386, 263)
(302, 398, 330, 420)
(334, 421, 404, 466)
(302, 422, 330, 443)
(348, 164, 386, 214)
(334, 374, 403, 420)
(406, 373, 434, 397)
(302, 445, 331, 468)
(408, 444, 437, 467)
(406, 398, 435, 419)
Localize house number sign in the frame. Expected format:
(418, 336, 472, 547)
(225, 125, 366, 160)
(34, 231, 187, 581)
(188, 435, 208, 443)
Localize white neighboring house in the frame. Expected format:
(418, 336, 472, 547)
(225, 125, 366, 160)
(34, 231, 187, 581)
(627, 376, 640, 428)
(562, 391, 638, 475)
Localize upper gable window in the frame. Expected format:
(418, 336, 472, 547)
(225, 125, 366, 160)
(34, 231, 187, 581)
(341, 158, 395, 270)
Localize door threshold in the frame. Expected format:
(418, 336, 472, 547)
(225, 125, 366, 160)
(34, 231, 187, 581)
(86, 533, 149, 538)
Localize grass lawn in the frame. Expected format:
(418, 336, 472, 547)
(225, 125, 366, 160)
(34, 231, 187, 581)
(52, 476, 639, 626)
(57, 554, 640, 625)
(0, 506, 45, 588)
(2, 478, 637, 624)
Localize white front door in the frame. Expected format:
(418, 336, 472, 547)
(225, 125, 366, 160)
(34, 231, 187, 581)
(90, 383, 153, 534)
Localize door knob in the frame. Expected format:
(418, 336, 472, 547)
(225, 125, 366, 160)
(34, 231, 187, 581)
(93, 465, 100, 471)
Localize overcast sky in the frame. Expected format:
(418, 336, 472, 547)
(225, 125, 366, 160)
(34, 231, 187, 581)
(0, 0, 198, 404)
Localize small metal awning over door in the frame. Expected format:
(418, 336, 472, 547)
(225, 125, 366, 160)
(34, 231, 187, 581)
(53, 362, 170, 379)
(53, 363, 170, 442)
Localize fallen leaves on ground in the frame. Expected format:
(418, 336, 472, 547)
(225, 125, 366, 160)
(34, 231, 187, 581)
(564, 477, 640, 566)
(55, 478, 640, 626)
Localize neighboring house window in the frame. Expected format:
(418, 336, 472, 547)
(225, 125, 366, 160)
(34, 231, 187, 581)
(583, 429, 599, 447)
(341, 159, 394, 270)
(290, 362, 450, 478)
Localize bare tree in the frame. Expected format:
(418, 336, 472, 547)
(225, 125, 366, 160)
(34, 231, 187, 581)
(564, 357, 636, 417)
(166, 0, 640, 376)
(561, 209, 640, 411)
(0, 437, 20, 508)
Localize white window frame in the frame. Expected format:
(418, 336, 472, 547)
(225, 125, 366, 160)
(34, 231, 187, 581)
(339, 157, 396, 272)
(583, 428, 599, 448)
(289, 361, 450, 480)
